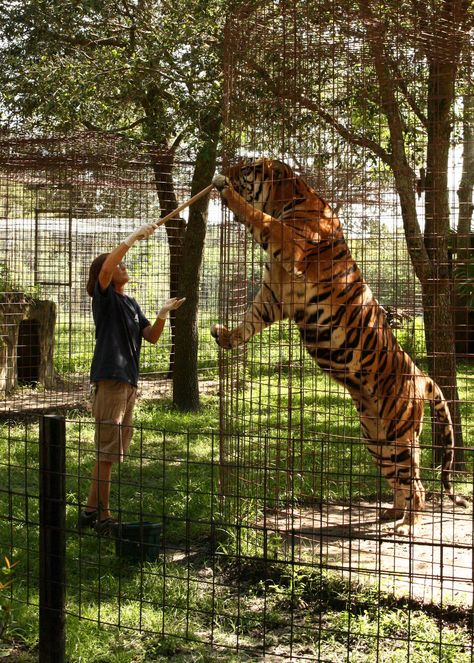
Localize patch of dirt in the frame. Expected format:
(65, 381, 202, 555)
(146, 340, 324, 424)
(0, 375, 90, 417)
(262, 500, 473, 605)
(0, 375, 220, 416)
(137, 376, 220, 401)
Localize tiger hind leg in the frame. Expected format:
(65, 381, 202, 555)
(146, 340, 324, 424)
(386, 475, 426, 536)
(379, 490, 406, 522)
(369, 437, 425, 535)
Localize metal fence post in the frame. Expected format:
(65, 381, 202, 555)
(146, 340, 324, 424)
(39, 414, 66, 663)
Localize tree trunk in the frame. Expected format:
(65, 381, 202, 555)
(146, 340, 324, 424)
(457, 82, 474, 259)
(424, 53, 465, 467)
(455, 67, 474, 357)
(361, 6, 433, 286)
(421, 289, 464, 467)
(361, 0, 465, 467)
(150, 148, 186, 377)
(142, 83, 186, 377)
(173, 111, 221, 410)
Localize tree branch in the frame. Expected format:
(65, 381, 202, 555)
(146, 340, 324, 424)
(248, 60, 393, 166)
(82, 117, 146, 133)
(386, 56, 428, 128)
(300, 95, 393, 166)
(358, 0, 433, 284)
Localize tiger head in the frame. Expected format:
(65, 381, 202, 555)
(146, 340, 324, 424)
(224, 157, 338, 232)
(224, 157, 316, 219)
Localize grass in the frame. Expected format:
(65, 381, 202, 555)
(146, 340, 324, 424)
(1, 378, 473, 661)
(3, 550, 473, 662)
(0, 316, 473, 661)
(53, 315, 221, 377)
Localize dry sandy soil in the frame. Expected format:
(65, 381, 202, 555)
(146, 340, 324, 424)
(0, 375, 219, 415)
(262, 499, 473, 606)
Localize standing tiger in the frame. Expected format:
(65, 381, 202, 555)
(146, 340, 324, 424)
(211, 157, 466, 536)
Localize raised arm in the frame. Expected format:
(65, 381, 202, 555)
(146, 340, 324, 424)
(212, 175, 308, 277)
(98, 223, 158, 291)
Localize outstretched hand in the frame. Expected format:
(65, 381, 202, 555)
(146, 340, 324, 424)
(124, 222, 158, 247)
(158, 297, 186, 320)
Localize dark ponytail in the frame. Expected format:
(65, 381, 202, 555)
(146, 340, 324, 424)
(86, 253, 109, 297)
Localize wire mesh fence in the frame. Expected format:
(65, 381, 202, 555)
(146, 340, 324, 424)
(0, 1, 473, 660)
(1, 413, 473, 661)
(0, 132, 221, 412)
(215, 1, 473, 659)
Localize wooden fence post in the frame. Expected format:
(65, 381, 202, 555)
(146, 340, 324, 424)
(39, 414, 66, 663)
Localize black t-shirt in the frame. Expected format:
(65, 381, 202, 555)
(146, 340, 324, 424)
(90, 282, 150, 387)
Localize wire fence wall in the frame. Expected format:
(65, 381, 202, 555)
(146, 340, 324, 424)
(0, 2, 473, 661)
(215, 0, 474, 659)
(1, 414, 473, 661)
(0, 133, 221, 412)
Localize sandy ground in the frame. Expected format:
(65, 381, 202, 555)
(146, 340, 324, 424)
(262, 499, 473, 606)
(0, 375, 220, 415)
(0, 374, 90, 415)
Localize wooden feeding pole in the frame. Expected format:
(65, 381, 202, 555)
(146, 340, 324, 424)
(155, 183, 214, 227)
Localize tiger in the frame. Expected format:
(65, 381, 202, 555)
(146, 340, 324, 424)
(211, 157, 467, 536)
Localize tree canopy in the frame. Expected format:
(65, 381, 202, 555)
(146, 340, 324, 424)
(0, 0, 223, 147)
(0, 0, 472, 424)
(0, 0, 225, 410)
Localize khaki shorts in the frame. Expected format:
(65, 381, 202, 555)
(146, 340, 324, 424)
(91, 380, 137, 463)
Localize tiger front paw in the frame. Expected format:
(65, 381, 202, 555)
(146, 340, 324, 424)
(210, 323, 233, 349)
(212, 174, 231, 200)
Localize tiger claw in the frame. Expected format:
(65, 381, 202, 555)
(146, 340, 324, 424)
(210, 323, 224, 345)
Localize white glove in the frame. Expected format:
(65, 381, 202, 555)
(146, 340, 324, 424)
(123, 222, 158, 247)
(158, 297, 186, 320)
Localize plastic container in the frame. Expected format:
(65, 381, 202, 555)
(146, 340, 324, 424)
(114, 521, 162, 561)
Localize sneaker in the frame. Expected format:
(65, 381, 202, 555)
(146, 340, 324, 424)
(77, 509, 98, 532)
(94, 517, 119, 537)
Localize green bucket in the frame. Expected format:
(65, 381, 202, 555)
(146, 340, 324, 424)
(114, 521, 162, 561)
